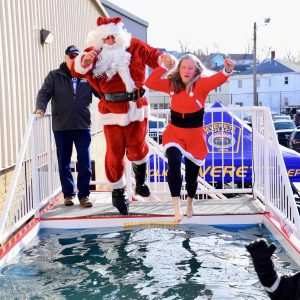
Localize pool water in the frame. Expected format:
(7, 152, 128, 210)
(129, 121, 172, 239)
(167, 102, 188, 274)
(0, 224, 299, 300)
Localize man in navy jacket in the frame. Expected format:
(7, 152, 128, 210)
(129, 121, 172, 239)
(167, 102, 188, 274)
(35, 45, 96, 208)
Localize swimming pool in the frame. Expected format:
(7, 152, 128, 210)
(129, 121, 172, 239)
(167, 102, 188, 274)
(0, 224, 298, 299)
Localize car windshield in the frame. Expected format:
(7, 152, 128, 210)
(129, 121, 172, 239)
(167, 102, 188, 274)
(274, 121, 296, 130)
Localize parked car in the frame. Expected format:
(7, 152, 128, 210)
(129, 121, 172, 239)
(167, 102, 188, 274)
(289, 129, 300, 152)
(273, 120, 296, 131)
(276, 129, 295, 147)
(273, 115, 291, 121)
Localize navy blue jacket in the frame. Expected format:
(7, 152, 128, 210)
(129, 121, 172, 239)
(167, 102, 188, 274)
(36, 63, 95, 131)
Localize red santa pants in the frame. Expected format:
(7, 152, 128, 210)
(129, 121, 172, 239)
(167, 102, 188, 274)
(103, 119, 149, 188)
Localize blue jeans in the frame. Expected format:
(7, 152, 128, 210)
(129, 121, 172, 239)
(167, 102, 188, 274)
(54, 130, 92, 199)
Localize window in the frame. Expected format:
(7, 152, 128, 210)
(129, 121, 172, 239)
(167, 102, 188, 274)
(284, 77, 289, 84)
(269, 78, 271, 87)
(284, 98, 289, 106)
(238, 80, 242, 88)
(235, 102, 243, 107)
(256, 79, 260, 88)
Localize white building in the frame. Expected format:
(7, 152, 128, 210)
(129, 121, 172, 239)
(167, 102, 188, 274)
(229, 57, 300, 114)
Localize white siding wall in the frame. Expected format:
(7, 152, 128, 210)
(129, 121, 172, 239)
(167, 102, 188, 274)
(0, 0, 106, 170)
(229, 73, 300, 113)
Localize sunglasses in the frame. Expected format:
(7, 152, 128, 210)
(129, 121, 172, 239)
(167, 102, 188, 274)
(68, 53, 79, 59)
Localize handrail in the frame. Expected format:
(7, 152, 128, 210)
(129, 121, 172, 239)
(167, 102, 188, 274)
(0, 115, 35, 241)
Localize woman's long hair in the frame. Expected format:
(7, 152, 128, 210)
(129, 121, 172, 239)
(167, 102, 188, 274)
(168, 53, 212, 94)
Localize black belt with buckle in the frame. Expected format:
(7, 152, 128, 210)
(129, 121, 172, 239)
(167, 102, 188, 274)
(103, 88, 146, 102)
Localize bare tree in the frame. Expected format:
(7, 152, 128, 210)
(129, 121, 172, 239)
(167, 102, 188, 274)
(284, 50, 300, 63)
(192, 48, 209, 62)
(244, 42, 252, 54)
(178, 40, 191, 53)
(257, 46, 272, 62)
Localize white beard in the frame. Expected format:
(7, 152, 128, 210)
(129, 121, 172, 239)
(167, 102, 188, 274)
(92, 43, 136, 92)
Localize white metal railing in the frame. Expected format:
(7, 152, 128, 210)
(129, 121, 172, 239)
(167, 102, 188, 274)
(252, 108, 300, 237)
(0, 110, 106, 245)
(145, 106, 300, 238)
(1, 106, 300, 245)
(0, 114, 61, 244)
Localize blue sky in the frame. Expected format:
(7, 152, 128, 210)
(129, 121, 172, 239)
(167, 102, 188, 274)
(108, 0, 300, 59)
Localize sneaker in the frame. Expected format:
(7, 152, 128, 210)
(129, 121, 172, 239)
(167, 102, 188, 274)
(64, 197, 74, 206)
(79, 197, 93, 208)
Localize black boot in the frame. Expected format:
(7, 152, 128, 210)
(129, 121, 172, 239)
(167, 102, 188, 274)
(112, 188, 129, 215)
(132, 163, 150, 197)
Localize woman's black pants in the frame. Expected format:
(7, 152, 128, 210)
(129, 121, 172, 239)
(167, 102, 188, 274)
(166, 147, 200, 198)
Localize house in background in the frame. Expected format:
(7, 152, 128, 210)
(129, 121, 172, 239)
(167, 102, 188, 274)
(229, 52, 300, 114)
(205, 53, 253, 69)
(188, 53, 253, 107)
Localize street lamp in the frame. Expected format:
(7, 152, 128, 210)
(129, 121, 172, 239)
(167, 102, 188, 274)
(253, 17, 271, 106)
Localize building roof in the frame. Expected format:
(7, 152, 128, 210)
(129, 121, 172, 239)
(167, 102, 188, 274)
(208, 53, 254, 60)
(227, 53, 254, 60)
(239, 59, 300, 75)
(100, 0, 149, 27)
(212, 64, 252, 73)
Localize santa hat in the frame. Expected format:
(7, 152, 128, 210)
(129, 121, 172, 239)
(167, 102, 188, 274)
(86, 16, 127, 50)
(95, 17, 124, 39)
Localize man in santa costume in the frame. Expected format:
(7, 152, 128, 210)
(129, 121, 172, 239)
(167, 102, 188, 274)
(72, 16, 174, 215)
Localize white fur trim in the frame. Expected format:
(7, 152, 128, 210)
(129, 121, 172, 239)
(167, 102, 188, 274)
(99, 101, 149, 126)
(86, 29, 131, 52)
(163, 142, 205, 166)
(223, 68, 233, 76)
(263, 276, 281, 293)
(132, 154, 149, 165)
(111, 175, 126, 189)
(98, 22, 123, 39)
(74, 53, 93, 75)
(117, 64, 136, 92)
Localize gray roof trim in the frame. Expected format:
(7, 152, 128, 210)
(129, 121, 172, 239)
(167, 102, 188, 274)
(100, 0, 149, 27)
(90, 0, 109, 16)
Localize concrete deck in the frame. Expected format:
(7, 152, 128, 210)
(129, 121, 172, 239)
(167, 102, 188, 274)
(42, 192, 264, 219)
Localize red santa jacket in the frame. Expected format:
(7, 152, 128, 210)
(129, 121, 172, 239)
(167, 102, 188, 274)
(72, 38, 161, 126)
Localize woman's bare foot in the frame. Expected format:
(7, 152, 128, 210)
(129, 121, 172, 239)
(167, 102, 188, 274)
(186, 197, 194, 218)
(172, 197, 183, 222)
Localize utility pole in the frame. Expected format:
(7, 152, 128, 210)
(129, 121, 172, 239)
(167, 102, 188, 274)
(253, 18, 271, 107)
(253, 22, 258, 106)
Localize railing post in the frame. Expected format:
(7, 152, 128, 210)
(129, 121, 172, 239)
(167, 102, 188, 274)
(263, 109, 270, 212)
(47, 117, 55, 204)
(251, 111, 258, 199)
(32, 118, 41, 218)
